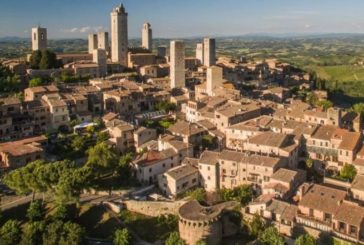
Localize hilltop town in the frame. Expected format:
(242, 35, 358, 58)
(0, 3, 364, 245)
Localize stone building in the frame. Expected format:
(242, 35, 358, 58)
(196, 43, 204, 65)
(0, 136, 46, 170)
(170, 40, 185, 88)
(158, 163, 199, 198)
(88, 33, 98, 54)
(178, 200, 239, 245)
(98, 32, 109, 52)
(203, 38, 216, 67)
(111, 4, 128, 66)
(31, 26, 47, 51)
(206, 66, 224, 96)
(93, 49, 107, 77)
(142, 22, 152, 51)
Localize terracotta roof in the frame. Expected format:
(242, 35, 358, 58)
(299, 184, 347, 214)
(311, 125, 337, 141)
(334, 202, 364, 226)
(337, 130, 361, 151)
(271, 168, 305, 183)
(351, 175, 364, 191)
(199, 151, 220, 165)
(247, 132, 288, 148)
(165, 164, 198, 180)
(241, 155, 286, 168)
(220, 150, 244, 162)
(133, 148, 176, 167)
(168, 121, 206, 136)
(102, 112, 119, 122)
(181, 157, 199, 167)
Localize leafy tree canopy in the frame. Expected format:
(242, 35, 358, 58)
(339, 163, 357, 182)
(165, 231, 185, 245)
(259, 226, 285, 245)
(295, 234, 316, 245)
(0, 220, 22, 245)
(113, 228, 132, 245)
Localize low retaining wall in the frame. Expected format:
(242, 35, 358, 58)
(124, 200, 187, 217)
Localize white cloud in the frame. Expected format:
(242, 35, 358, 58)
(304, 24, 312, 29)
(62, 26, 105, 34)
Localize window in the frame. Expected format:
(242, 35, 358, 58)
(149, 168, 152, 173)
(350, 225, 357, 235)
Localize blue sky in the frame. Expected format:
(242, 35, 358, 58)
(1, 0, 364, 39)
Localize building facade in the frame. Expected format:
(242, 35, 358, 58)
(170, 40, 185, 88)
(111, 4, 128, 66)
(142, 22, 152, 51)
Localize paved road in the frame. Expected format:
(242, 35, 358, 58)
(0, 193, 111, 211)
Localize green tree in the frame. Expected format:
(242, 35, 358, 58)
(248, 213, 265, 237)
(195, 240, 207, 245)
(52, 204, 69, 221)
(305, 158, 314, 169)
(165, 231, 185, 245)
(42, 221, 64, 245)
(29, 77, 44, 87)
(26, 200, 45, 222)
(86, 142, 118, 175)
(60, 222, 85, 245)
(352, 103, 364, 121)
(306, 92, 318, 106)
(316, 99, 333, 111)
(295, 234, 316, 245)
(96, 131, 110, 143)
(159, 120, 173, 129)
(71, 135, 86, 152)
(113, 228, 132, 245)
(29, 50, 42, 69)
(220, 185, 252, 206)
(339, 164, 357, 181)
(186, 188, 206, 203)
(21, 221, 46, 245)
(39, 49, 58, 70)
(201, 135, 216, 149)
(118, 153, 134, 181)
(54, 166, 92, 205)
(0, 220, 22, 245)
(259, 226, 285, 245)
(4, 160, 47, 201)
(154, 101, 176, 112)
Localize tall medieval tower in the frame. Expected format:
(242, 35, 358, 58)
(111, 3, 128, 66)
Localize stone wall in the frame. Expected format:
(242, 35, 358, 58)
(123, 200, 187, 217)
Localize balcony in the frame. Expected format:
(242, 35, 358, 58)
(333, 228, 363, 243)
(296, 213, 332, 231)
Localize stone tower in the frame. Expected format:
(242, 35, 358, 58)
(327, 107, 342, 127)
(142, 22, 152, 51)
(93, 49, 107, 77)
(170, 40, 185, 89)
(88, 34, 98, 54)
(196, 43, 204, 65)
(206, 66, 223, 96)
(97, 32, 109, 52)
(31, 26, 47, 51)
(111, 3, 128, 66)
(157, 46, 166, 57)
(203, 38, 216, 67)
